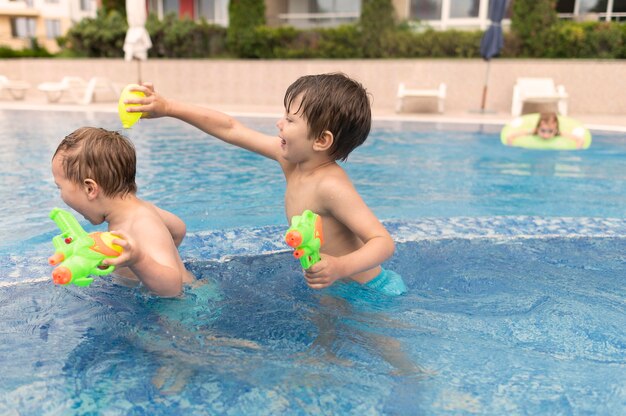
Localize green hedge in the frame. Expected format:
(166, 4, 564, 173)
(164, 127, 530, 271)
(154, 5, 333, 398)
(147, 14, 227, 58)
(0, 40, 53, 58)
(542, 22, 625, 58)
(55, 10, 227, 58)
(2, 10, 624, 59)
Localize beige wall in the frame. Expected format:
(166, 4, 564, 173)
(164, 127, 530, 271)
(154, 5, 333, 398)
(1, 58, 625, 116)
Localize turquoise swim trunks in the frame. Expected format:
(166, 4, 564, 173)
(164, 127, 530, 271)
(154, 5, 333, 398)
(323, 267, 407, 301)
(154, 280, 223, 326)
(364, 268, 407, 296)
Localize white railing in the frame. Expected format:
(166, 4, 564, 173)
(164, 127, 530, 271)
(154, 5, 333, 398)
(277, 12, 360, 21)
(277, 11, 359, 28)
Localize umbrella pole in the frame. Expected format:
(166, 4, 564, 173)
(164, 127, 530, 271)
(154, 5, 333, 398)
(480, 60, 491, 112)
(136, 59, 142, 85)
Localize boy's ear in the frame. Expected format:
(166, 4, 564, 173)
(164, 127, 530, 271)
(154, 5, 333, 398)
(83, 178, 99, 200)
(313, 130, 334, 152)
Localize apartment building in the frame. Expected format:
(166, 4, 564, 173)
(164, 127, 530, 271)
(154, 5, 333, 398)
(0, 0, 96, 52)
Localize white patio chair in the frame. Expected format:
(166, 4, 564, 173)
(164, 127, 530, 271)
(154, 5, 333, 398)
(0, 75, 31, 100)
(396, 82, 446, 113)
(511, 77, 568, 116)
(38, 76, 120, 105)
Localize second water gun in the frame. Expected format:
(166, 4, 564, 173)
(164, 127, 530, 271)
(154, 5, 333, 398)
(284, 210, 324, 269)
(48, 208, 123, 287)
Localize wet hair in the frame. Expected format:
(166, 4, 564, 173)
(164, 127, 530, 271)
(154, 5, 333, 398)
(283, 73, 372, 161)
(53, 127, 137, 197)
(534, 112, 560, 136)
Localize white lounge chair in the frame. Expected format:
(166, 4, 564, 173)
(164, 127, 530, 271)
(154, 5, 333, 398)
(37, 76, 120, 105)
(0, 75, 31, 100)
(511, 77, 568, 116)
(396, 82, 446, 113)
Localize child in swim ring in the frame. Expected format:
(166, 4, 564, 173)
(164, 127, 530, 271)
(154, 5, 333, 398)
(507, 111, 585, 148)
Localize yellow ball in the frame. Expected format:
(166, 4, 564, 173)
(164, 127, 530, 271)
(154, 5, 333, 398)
(118, 84, 145, 129)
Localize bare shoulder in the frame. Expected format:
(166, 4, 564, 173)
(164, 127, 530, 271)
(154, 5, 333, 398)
(316, 164, 359, 201)
(128, 201, 171, 234)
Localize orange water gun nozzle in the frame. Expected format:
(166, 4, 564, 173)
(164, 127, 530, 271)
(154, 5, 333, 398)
(52, 266, 72, 285)
(285, 230, 303, 248)
(48, 252, 65, 266)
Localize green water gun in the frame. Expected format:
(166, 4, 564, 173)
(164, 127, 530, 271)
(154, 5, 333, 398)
(48, 208, 123, 287)
(284, 210, 324, 269)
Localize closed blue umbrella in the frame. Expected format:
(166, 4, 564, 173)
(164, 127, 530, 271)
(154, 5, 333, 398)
(479, 0, 508, 111)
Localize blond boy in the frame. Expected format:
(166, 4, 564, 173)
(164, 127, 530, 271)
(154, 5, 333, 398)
(52, 127, 193, 297)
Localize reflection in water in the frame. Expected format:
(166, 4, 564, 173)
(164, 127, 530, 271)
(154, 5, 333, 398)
(303, 288, 428, 377)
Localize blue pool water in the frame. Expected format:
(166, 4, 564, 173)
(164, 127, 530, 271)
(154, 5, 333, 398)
(0, 110, 625, 415)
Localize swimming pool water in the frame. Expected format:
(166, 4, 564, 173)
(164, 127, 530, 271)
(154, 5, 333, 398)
(1, 111, 625, 248)
(0, 110, 625, 415)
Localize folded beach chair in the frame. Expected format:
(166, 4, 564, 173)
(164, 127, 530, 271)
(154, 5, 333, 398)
(511, 77, 569, 116)
(396, 82, 447, 113)
(37, 76, 120, 105)
(0, 75, 31, 100)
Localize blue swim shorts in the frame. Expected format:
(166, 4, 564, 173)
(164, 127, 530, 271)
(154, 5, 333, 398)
(324, 267, 407, 301)
(155, 280, 223, 326)
(364, 268, 408, 297)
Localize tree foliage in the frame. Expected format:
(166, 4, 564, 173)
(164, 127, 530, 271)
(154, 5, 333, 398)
(360, 0, 396, 57)
(62, 9, 127, 57)
(227, 0, 266, 58)
(511, 0, 559, 56)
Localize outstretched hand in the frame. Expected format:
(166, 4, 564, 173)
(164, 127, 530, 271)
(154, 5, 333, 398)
(125, 83, 170, 119)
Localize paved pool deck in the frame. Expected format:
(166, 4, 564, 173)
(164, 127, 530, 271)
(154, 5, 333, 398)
(1, 93, 625, 133)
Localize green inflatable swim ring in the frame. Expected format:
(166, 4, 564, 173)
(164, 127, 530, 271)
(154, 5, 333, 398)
(501, 113, 592, 150)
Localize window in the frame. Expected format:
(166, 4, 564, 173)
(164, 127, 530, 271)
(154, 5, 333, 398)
(579, 0, 604, 13)
(310, 0, 359, 14)
(197, 0, 215, 21)
(45, 19, 62, 39)
(450, 0, 479, 18)
(282, 0, 360, 28)
(556, 0, 576, 14)
(80, 0, 91, 12)
(164, 0, 179, 15)
(613, 0, 626, 21)
(558, 0, 626, 21)
(10, 17, 36, 39)
(410, 0, 443, 20)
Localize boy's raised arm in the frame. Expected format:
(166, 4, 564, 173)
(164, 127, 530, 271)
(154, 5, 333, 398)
(127, 84, 282, 161)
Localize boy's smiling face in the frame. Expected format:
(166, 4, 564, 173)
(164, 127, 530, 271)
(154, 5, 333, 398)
(276, 93, 315, 163)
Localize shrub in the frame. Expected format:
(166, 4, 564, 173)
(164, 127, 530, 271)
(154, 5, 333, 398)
(0, 41, 53, 58)
(360, 0, 396, 58)
(511, 0, 559, 57)
(63, 9, 127, 57)
(227, 0, 266, 58)
(147, 13, 227, 58)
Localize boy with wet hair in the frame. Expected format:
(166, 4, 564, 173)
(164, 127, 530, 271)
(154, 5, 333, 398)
(126, 73, 406, 296)
(52, 127, 194, 297)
